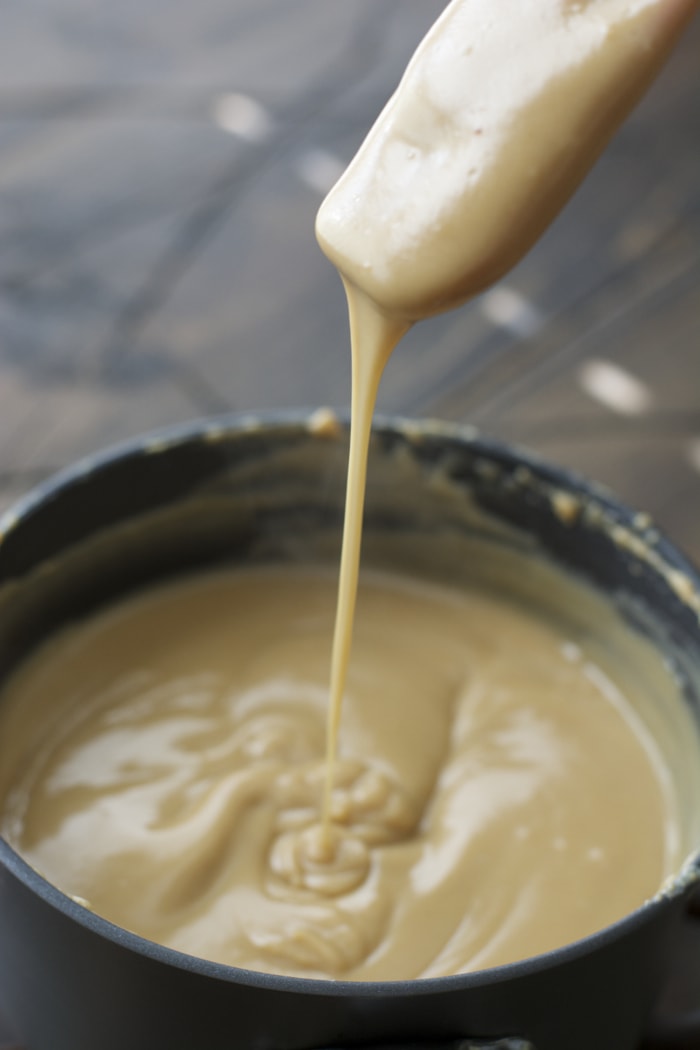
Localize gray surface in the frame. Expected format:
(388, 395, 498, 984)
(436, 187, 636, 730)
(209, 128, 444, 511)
(0, 3, 698, 559)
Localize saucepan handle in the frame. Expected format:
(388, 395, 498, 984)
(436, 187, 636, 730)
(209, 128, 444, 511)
(641, 888, 700, 1049)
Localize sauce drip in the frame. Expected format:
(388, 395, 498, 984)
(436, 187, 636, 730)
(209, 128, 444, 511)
(320, 290, 407, 845)
(316, 0, 697, 845)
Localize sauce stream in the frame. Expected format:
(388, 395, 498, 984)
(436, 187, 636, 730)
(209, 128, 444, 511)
(316, 0, 698, 843)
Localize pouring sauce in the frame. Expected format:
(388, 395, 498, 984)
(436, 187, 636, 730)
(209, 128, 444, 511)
(315, 0, 697, 846)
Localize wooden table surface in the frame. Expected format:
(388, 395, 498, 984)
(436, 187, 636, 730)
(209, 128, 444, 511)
(0, 3, 698, 1047)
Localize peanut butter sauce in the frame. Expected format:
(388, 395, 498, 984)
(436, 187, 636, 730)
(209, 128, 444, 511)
(0, 566, 686, 979)
(315, 0, 696, 848)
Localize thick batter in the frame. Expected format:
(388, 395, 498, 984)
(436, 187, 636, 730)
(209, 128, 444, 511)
(0, 566, 684, 979)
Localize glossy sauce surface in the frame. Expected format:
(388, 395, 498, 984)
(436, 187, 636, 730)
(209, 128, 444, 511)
(0, 567, 682, 979)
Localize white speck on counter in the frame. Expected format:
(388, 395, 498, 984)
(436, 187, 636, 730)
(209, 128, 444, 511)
(480, 286, 544, 337)
(212, 93, 274, 143)
(577, 359, 652, 416)
(296, 149, 346, 195)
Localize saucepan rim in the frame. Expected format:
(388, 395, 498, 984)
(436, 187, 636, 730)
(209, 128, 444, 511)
(0, 410, 698, 999)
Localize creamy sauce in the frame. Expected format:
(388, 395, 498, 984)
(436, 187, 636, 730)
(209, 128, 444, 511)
(316, 0, 696, 845)
(320, 294, 407, 834)
(316, 0, 696, 321)
(0, 567, 684, 979)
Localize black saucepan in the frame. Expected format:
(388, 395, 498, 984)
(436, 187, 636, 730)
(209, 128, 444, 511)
(0, 413, 697, 1050)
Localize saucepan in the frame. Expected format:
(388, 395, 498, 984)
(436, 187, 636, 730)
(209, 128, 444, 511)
(0, 412, 697, 1050)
